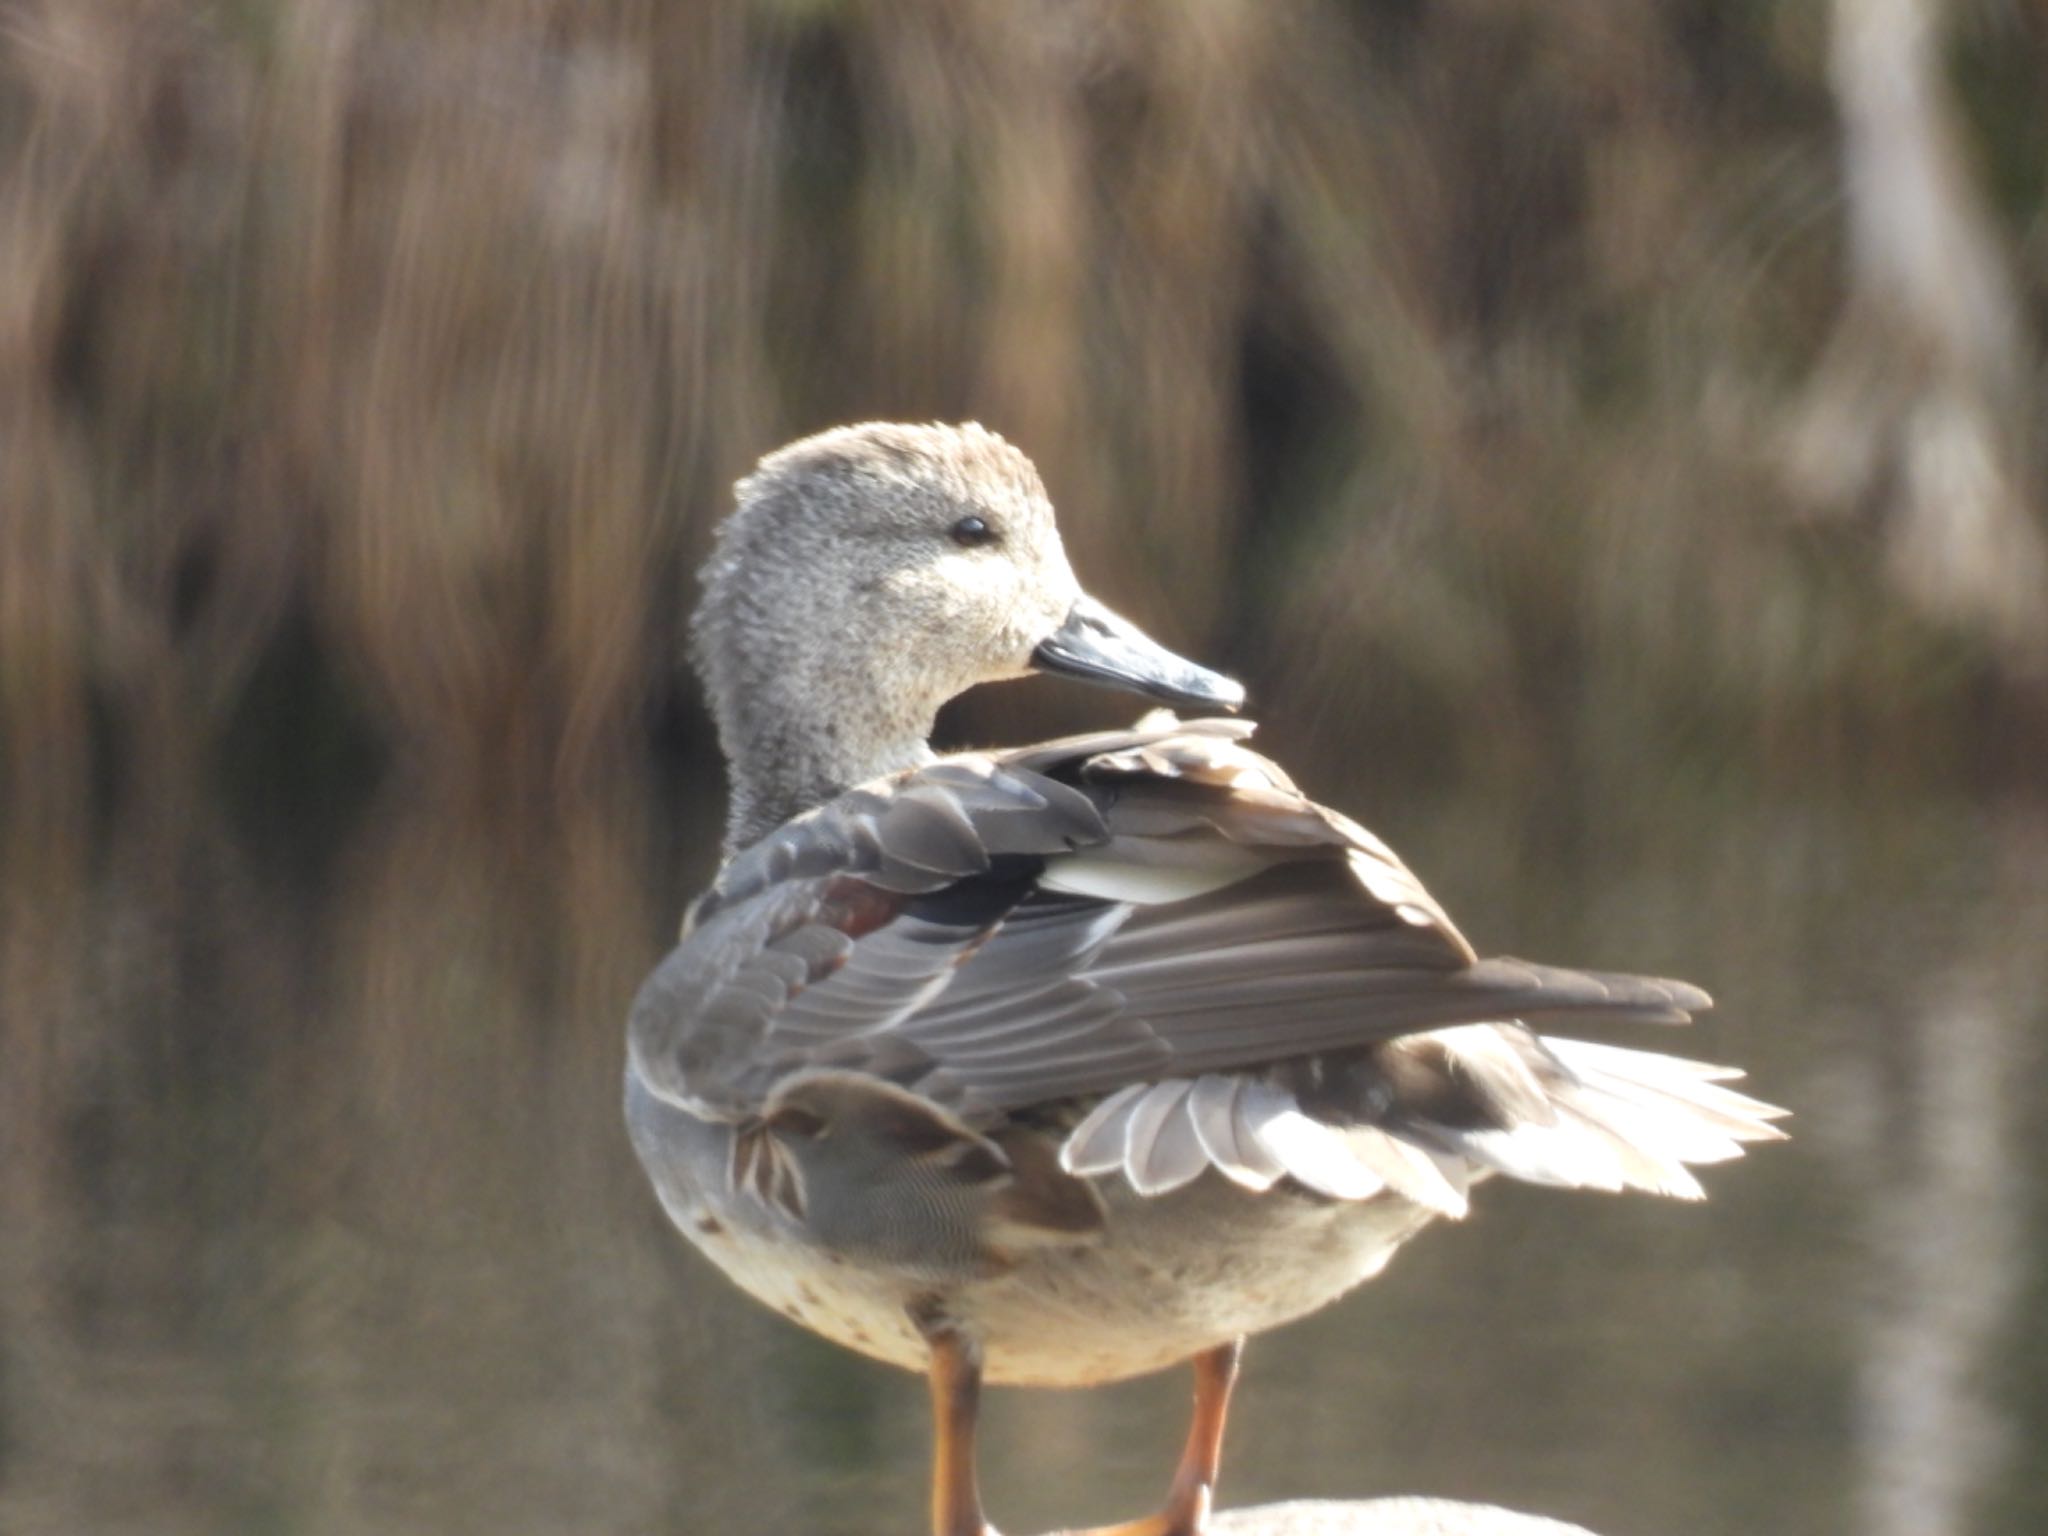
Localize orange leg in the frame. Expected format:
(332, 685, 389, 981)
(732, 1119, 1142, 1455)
(922, 1316, 997, 1536)
(1066, 1338, 1246, 1536)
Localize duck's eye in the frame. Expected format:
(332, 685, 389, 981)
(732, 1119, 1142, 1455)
(949, 515, 995, 548)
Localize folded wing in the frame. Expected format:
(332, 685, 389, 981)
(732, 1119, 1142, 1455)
(628, 716, 1782, 1201)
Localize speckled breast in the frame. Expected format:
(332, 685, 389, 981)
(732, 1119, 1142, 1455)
(627, 1075, 1442, 1388)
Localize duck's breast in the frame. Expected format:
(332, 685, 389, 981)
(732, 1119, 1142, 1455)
(961, 1173, 1441, 1386)
(627, 1070, 1438, 1386)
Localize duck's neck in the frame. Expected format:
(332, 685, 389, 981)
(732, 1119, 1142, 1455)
(715, 664, 940, 857)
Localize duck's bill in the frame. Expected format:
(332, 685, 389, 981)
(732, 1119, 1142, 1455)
(1031, 596, 1246, 712)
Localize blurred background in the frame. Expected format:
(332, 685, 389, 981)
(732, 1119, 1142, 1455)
(2, 2, 2045, 1534)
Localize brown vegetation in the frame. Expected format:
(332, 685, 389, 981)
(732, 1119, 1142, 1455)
(0, 0, 2041, 827)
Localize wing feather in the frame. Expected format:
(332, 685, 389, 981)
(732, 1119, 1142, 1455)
(1187, 1074, 1283, 1191)
(628, 714, 1770, 1215)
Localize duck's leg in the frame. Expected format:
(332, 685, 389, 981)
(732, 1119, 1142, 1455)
(919, 1309, 998, 1536)
(1067, 1338, 1245, 1536)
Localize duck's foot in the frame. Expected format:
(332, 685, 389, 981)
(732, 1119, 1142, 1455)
(919, 1307, 1003, 1536)
(1055, 1336, 1242, 1536)
(1054, 1485, 1212, 1535)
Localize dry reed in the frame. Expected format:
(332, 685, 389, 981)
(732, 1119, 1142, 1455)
(0, 0, 2040, 813)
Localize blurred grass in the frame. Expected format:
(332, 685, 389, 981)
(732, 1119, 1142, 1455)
(0, 0, 2041, 832)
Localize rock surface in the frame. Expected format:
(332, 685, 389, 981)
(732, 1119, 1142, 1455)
(1201, 1499, 1602, 1536)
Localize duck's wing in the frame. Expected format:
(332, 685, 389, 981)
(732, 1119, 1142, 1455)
(627, 718, 1724, 1135)
(627, 747, 1124, 1122)
(1013, 721, 1781, 1205)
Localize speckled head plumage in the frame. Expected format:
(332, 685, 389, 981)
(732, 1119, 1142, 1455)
(692, 423, 1088, 852)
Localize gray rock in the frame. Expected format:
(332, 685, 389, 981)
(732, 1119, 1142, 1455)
(1206, 1498, 1603, 1536)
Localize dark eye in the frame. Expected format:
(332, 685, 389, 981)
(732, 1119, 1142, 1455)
(949, 515, 995, 548)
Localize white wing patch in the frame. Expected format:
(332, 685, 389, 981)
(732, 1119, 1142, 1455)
(1060, 1074, 1469, 1213)
(1037, 843, 1270, 905)
(1058, 1034, 1785, 1212)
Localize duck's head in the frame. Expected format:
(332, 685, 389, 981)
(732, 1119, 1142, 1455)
(694, 422, 1242, 849)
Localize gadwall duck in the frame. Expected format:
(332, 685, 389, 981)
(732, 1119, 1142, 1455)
(626, 422, 1784, 1536)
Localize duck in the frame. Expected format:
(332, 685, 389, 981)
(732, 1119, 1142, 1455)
(625, 421, 1785, 1536)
